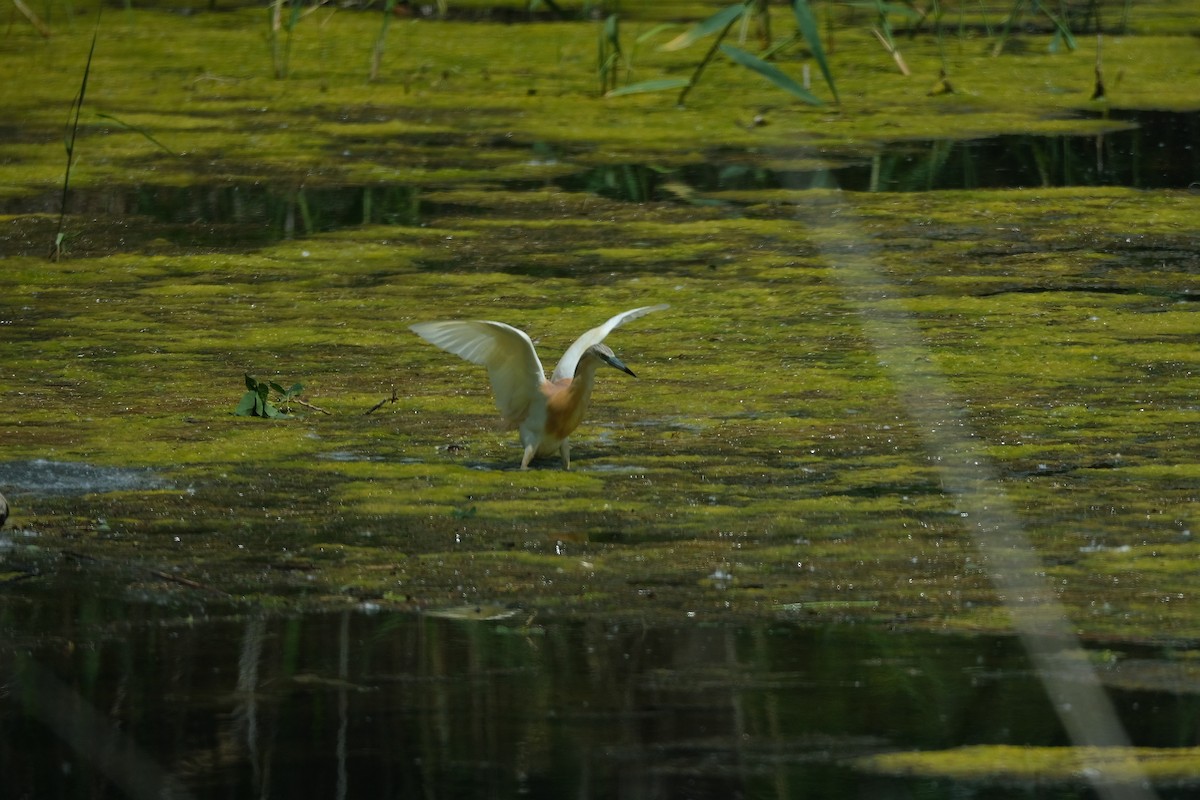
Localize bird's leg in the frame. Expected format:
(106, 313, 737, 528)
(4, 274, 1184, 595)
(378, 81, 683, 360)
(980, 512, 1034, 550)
(520, 444, 536, 471)
(559, 440, 571, 471)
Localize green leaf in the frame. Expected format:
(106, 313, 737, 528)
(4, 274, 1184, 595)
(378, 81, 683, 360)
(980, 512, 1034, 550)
(235, 392, 258, 416)
(269, 381, 287, 396)
(660, 3, 746, 52)
(602, 12, 618, 42)
(285, 0, 303, 31)
(606, 78, 692, 97)
(635, 22, 681, 45)
(286, 382, 304, 397)
(719, 44, 825, 106)
(792, 0, 838, 103)
(245, 374, 259, 392)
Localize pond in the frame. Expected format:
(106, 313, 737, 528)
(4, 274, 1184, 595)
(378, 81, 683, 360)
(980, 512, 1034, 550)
(1, 3, 1199, 798)
(4, 574, 1200, 799)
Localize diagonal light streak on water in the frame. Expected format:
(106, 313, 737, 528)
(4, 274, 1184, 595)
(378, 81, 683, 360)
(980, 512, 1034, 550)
(792, 190, 1158, 800)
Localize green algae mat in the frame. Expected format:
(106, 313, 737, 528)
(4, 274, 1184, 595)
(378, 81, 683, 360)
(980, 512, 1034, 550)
(0, 1, 1197, 640)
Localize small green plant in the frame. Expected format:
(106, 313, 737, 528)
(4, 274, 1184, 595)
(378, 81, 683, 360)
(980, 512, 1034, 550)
(236, 375, 306, 418)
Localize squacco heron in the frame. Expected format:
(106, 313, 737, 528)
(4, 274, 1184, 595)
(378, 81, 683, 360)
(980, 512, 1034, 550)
(411, 304, 668, 470)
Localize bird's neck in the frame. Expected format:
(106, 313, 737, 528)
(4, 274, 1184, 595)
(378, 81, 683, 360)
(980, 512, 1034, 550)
(567, 356, 603, 400)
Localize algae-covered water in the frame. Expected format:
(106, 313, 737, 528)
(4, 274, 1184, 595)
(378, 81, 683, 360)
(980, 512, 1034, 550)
(1, 0, 1199, 796)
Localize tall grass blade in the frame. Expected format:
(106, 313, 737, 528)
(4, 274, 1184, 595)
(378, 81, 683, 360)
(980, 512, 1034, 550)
(606, 78, 691, 97)
(96, 113, 176, 156)
(598, 13, 623, 94)
(636, 23, 682, 45)
(370, 0, 396, 82)
(52, 22, 99, 261)
(993, 0, 1074, 55)
(282, 0, 303, 77)
(791, 0, 837, 103)
(719, 43, 825, 105)
(675, 7, 744, 105)
(269, 0, 303, 78)
(1030, 0, 1076, 50)
(603, 12, 619, 45)
(661, 3, 746, 52)
(270, 0, 284, 77)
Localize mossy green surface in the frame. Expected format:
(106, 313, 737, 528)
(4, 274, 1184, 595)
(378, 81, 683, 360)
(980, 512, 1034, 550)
(857, 744, 1200, 785)
(0, 2, 1197, 641)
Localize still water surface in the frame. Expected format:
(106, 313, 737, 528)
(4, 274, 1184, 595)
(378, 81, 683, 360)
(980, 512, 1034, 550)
(4, 110, 1194, 246)
(2, 564, 1198, 799)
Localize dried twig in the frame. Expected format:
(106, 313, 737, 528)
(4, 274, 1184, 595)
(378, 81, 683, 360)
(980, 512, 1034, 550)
(150, 569, 231, 596)
(872, 27, 910, 76)
(12, 0, 51, 36)
(365, 386, 399, 415)
(291, 397, 331, 415)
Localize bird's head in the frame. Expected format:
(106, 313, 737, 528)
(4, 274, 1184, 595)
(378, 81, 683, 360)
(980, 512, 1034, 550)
(583, 343, 636, 377)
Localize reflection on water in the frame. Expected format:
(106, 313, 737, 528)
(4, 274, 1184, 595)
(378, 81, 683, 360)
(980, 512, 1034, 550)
(565, 110, 1200, 200)
(2, 183, 422, 246)
(4, 111, 1194, 246)
(0, 459, 167, 496)
(2, 571, 1198, 799)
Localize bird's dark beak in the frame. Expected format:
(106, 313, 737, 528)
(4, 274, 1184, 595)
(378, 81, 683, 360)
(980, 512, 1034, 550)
(602, 352, 636, 377)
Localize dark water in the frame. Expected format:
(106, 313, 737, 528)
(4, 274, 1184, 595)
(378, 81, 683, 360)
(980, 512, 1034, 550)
(565, 110, 1200, 199)
(2, 564, 1198, 799)
(3, 110, 1194, 246)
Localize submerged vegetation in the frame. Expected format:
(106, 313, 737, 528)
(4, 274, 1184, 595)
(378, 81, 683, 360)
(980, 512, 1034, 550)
(0, 0, 1197, 643)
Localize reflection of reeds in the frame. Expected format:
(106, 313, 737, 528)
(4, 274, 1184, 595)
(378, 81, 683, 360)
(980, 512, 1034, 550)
(51, 25, 99, 262)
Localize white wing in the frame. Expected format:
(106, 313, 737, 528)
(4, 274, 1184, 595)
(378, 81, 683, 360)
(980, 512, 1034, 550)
(552, 304, 669, 382)
(411, 320, 546, 425)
